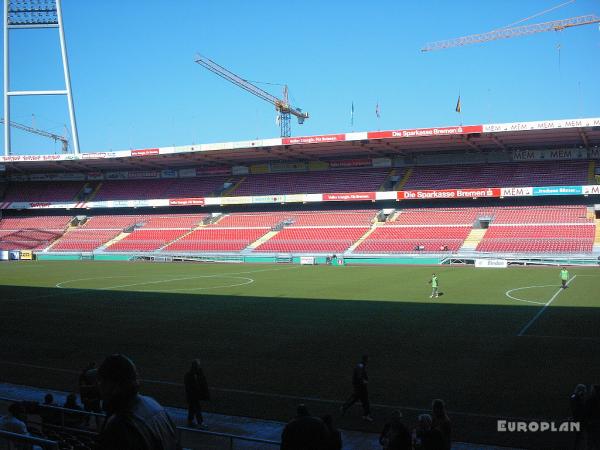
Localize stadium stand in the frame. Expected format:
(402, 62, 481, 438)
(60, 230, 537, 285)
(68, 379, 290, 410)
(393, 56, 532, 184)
(477, 206, 595, 253)
(165, 228, 270, 252)
(92, 176, 230, 200)
(402, 160, 589, 190)
(356, 226, 472, 253)
(228, 168, 393, 195)
(106, 229, 190, 251)
(2, 181, 85, 202)
(0, 216, 72, 250)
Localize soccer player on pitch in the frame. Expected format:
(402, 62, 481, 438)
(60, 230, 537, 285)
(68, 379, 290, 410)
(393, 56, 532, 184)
(429, 273, 439, 298)
(560, 267, 569, 289)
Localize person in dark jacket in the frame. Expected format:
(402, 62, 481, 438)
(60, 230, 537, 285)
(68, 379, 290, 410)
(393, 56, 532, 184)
(379, 410, 411, 450)
(281, 404, 330, 450)
(79, 362, 102, 413)
(63, 393, 85, 429)
(571, 384, 587, 449)
(341, 355, 372, 421)
(431, 399, 451, 450)
(413, 414, 444, 450)
(184, 359, 210, 428)
(321, 414, 342, 450)
(586, 385, 600, 450)
(39, 393, 61, 427)
(97, 354, 178, 450)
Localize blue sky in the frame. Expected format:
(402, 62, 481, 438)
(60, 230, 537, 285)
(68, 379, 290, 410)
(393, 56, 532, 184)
(1, 0, 599, 154)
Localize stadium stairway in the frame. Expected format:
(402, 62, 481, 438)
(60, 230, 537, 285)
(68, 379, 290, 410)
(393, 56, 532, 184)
(594, 219, 600, 253)
(346, 223, 380, 253)
(393, 167, 413, 190)
(460, 228, 488, 251)
(386, 210, 402, 222)
(245, 230, 280, 252)
(0, 382, 525, 450)
(588, 160, 596, 184)
(44, 224, 77, 252)
(221, 177, 246, 196)
(378, 169, 396, 191)
(86, 182, 103, 202)
(97, 231, 130, 251)
(158, 223, 207, 251)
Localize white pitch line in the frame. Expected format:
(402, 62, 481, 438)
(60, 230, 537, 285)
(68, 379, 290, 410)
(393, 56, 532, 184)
(505, 285, 556, 305)
(517, 275, 576, 337)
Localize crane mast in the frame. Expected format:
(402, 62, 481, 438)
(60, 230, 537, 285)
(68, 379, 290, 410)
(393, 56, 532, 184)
(194, 54, 309, 137)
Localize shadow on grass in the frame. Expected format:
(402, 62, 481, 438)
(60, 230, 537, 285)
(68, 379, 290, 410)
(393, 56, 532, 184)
(1, 285, 598, 449)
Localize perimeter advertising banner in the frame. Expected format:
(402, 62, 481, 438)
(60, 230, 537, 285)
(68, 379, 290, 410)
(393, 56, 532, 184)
(282, 134, 346, 145)
(168, 198, 205, 206)
(532, 186, 583, 196)
(323, 192, 376, 201)
(368, 125, 483, 140)
(398, 188, 501, 200)
(130, 148, 159, 157)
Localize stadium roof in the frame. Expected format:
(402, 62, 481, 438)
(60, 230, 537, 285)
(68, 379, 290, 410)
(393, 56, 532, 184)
(1, 116, 599, 173)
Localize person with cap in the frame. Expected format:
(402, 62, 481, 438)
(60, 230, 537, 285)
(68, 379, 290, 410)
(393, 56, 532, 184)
(184, 359, 210, 428)
(340, 355, 373, 422)
(96, 354, 178, 450)
(280, 404, 330, 450)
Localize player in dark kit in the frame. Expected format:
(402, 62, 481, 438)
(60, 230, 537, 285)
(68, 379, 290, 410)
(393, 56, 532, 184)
(340, 355, 373, 421)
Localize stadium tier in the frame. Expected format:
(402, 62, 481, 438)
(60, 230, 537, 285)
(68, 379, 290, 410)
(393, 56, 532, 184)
(2, 181, 86, 202)
(92, 176, 231, 200)
(402, 160, 589, 190)
(0, 205, 596, 254)
(1, 160, 594, 203)
(227, 167, 393, 195)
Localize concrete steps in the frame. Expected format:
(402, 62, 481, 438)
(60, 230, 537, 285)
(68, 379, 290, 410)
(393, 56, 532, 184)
(460, 228, 488, 251)
(394, 167, 413, 190)
(347, 223, 379, 252)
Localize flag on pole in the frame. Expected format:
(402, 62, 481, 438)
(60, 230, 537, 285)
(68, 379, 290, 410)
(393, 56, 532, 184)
(455, 95, 461, 113)
(350, 102, 354, 127)
(375, 102, 381, 119)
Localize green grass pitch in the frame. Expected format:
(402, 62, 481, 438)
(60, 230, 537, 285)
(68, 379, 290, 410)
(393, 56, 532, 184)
(0, 261, 598, 447)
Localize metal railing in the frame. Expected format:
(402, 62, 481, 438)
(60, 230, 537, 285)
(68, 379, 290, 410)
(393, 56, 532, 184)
(1, 396, 281, 450)
(0, 430, 59, 449)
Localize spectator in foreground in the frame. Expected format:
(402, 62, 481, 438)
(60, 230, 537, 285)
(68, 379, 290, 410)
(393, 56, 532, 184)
(413, 414, 444, 450)
(379, 410, 411, 450)
(431, 399, 451, 450)
(79, 362, 102, 414)
(97, 353, 178, 450)
(63, 393, 85, 429)
(281, 404, 330, 450)
(571, 384, 587, 449)
(321, 414, 342, 450)
(39, 393, 61, 427)
(184, 358, 210, 428)
(341, 354, 373, 421)
(586, 385, 600, 450)
(0, 402, 32, 449)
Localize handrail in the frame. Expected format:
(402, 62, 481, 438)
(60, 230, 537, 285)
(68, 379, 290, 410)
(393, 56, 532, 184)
(0, 395, 282, 448)
(0, 430, 59, 449)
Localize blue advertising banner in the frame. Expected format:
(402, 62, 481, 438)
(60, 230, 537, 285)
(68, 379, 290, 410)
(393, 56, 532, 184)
(532, 186, 583, 196)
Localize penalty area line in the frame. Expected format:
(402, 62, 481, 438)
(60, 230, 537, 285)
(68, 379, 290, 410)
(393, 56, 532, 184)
(517, 275, 576, 337)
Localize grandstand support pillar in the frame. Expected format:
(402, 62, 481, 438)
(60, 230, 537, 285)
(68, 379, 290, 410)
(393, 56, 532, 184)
(56, 0, 80, 155)
(3, 0, 10, 156)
